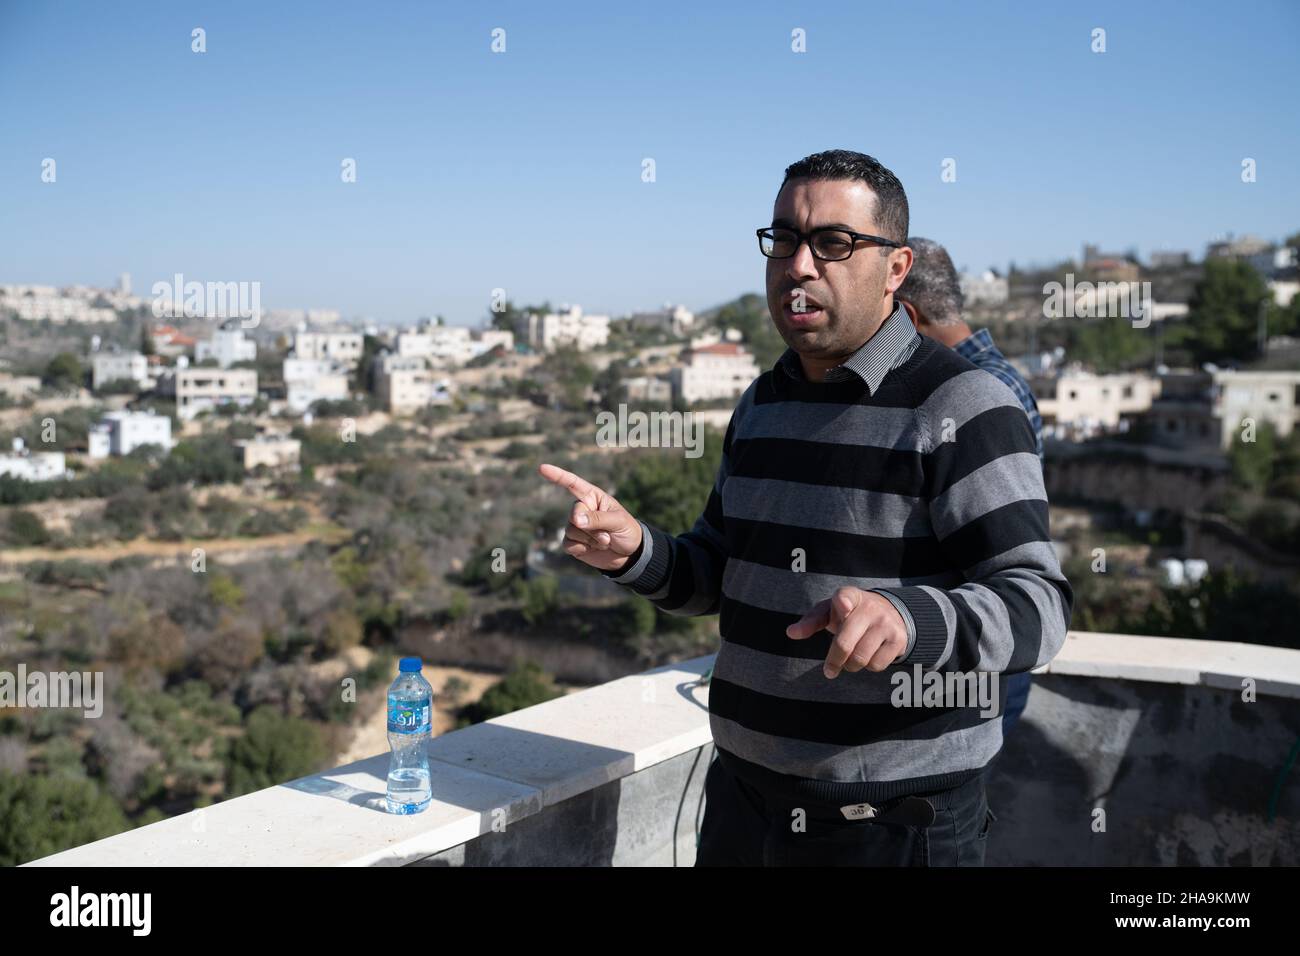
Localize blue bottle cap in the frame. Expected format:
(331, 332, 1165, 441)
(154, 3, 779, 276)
(399, 657, 423, 673)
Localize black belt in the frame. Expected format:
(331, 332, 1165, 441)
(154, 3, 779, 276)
(829, 794, 938, 827)
(715, 746, 976, 828)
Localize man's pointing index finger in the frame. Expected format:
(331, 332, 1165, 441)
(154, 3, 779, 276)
(539, 463, 599, 508)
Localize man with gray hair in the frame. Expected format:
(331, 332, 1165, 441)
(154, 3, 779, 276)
(898, 237, 1044, 742)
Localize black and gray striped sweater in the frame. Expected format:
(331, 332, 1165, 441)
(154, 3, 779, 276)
(604, 309, 1073, 803)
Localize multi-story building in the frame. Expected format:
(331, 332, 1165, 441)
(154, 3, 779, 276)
(1212, 370, 1300, 449)
(1141, 370, 1220, 451)
(378, 368, 453, 414)
(370, 351, 451, 414)
(91, 350, 151, 390)
(293, 330, 365, 367)
(396, 325, 473, 365)
(669, 343, 760, 404)
(195, 320, 257, 368)
(282, 356, 351, 413)
(515, 304, 610, 352)
(1034, 370, 1160, 441)
(627, 304, 695, 336)
(87, 410, 173, 459)
(0, 285, 117, 323)
(396, 325, 515, 366)
(1141, 369, 1300, 451)
(1205, 235, 1273, 261)
(171, 367, 258, 420)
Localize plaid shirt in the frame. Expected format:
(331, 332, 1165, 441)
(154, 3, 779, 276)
(954, 328, 1044, 462)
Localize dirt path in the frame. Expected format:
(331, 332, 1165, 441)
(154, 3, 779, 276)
(0, 522, 350, 565)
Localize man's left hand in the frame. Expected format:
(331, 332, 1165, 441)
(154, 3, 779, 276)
(786, 587, 909, 679)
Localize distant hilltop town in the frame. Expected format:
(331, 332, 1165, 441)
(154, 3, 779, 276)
(1, 227, 1298, 485)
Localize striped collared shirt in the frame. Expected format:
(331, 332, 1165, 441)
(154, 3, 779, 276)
(775, 299, 921, 394)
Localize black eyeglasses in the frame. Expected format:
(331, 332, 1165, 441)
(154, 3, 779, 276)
(757, 226, 902, 261)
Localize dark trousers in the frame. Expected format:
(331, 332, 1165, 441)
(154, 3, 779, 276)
(695, 754, 995, 866)
(1002, 672, 1032, 738)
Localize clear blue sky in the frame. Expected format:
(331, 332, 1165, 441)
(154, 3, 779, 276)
(1, 0, 1297, 326)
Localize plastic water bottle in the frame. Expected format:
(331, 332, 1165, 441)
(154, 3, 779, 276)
(386, 657, 433, 814)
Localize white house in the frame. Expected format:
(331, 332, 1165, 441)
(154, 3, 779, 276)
(670, 343, 759, 404)
(195, 320, 257, 368)
(92, 351, 150, 390)
(628, 304, 695, 336)
(87, 410, 173, 459)
(293, 330, 364, 367)
(0, 438, 67, 481)
(515, 305, 610, 352)
(396, 325, 515, 366)
(283, 356, 351, 413)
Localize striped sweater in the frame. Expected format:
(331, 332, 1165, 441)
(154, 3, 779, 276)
(603, 301, 1074, 803)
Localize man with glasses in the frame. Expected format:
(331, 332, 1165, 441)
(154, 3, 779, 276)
(540, 149, 1072, 866)
(897, 237, 1046, 748)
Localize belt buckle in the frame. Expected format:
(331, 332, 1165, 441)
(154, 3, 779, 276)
(838, 801, 878, 821)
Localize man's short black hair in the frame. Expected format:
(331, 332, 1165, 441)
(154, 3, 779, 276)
(779, 149, 909, 247)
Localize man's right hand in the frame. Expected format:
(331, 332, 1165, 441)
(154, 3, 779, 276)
(539, 463, 644, 574)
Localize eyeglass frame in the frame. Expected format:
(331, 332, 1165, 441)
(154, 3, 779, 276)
(756, 225, 904, 261)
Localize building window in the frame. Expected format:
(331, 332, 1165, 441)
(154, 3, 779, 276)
(1123, 385, 1133, 398)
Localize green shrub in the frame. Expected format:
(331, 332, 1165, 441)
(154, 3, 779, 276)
(0, 772, 129, 865)
(224, 707, 328, 796)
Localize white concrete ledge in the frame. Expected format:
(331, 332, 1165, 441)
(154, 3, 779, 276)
(1043, 631, 1300, 699)
(24, 632, 1300, 866)
(26, 655, 714, 867)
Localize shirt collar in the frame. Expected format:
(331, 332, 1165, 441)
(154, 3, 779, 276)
(954, 327, 996, 360)
(775, 299, 918, 395)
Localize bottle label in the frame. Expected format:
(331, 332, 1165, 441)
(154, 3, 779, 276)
(388, 700, 431, 735)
